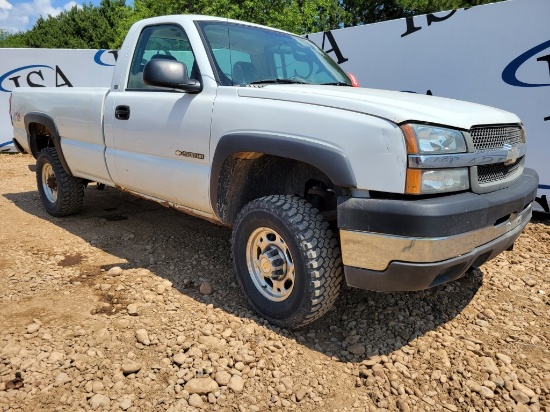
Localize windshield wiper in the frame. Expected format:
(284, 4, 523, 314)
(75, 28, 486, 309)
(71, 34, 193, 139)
(248, 78, 308, 85)
(320, 82, 352, 86)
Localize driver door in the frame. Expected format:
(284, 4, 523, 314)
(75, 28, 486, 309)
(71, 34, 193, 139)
(105, 23, 214, 213)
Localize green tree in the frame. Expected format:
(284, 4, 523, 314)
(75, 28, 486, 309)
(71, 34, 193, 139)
(399, 0, 503, 15)
(0, 0, 506, 49)
(116, 0, 344, 37)
(0, 29, 28, 47)
(0, 0, 132, 49)
(340, 0, 405, 27)
(341, 0, 504, 27)
(25, 0, 132, 48)
(118, 0, 503, 38)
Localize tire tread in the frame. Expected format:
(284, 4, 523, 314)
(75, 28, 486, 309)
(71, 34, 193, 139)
(232, 195, 342, 329)
(36, 147, 84, 217)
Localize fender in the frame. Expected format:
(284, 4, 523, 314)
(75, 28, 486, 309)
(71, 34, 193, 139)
(12, 138, 27, 154)
(210, 132, 357, 213)
(24, 112, 73, 177)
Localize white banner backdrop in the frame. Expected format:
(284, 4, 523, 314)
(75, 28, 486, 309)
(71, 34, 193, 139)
(0, 49, 116, 152)
(309, 0, 550, 212)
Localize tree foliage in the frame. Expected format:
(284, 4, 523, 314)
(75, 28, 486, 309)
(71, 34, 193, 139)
(397, 0, 498, 17)
(0, 0, 503, 49)
(0, 28, 28, 47)
(112, 0, 344, 45)
(0, 0, 132, 49)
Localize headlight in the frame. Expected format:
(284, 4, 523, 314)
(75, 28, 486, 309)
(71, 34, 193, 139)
(401, 124, 467, 154)
(406, 168, 469, 194)
(401, 123, 469, 194)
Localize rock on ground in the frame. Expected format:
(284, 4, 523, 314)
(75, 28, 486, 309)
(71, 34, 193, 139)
(0, 154, 548, 412)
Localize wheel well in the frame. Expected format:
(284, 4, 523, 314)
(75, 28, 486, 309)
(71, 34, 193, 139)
(28, 122, 54, 158)
(216, 153, 342, 225)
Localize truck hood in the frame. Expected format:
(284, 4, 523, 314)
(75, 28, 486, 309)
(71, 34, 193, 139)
(237, 85, 520, 129)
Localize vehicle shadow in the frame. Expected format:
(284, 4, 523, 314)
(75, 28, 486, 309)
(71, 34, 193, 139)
(4, 185, 481, 363)
(532, 211, 550, 225)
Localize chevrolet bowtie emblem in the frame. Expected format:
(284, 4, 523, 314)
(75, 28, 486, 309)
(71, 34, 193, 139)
(503, 144, 519, 165)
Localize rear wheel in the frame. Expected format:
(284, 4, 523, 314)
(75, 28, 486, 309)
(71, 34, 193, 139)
(232, 195, 342, 329)
(36, 148, 84, 216)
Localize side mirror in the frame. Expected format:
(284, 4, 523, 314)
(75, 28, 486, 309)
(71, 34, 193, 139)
(143, 59, 201, 93)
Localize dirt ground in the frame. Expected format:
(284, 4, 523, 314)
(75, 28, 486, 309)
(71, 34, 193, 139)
(0, 153, 549, 412)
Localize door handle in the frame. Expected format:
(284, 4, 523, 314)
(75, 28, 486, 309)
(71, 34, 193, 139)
(115, 105, 130, 120)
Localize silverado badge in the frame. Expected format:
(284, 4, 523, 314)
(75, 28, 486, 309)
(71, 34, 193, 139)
(175, 150, 205, 160)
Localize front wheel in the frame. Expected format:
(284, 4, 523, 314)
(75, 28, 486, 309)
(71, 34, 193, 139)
(36, 148, 84, 217)
(231, 195, 342, 329)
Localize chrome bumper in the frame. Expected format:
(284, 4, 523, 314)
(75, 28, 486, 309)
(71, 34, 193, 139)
(340, 203, 531, 272)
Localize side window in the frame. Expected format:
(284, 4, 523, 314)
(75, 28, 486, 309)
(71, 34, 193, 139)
(127, 24, 198, 90)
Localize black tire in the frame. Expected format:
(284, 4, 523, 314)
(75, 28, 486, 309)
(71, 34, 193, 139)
(232, 195, 342, 329)
(36, 147, 84, 217)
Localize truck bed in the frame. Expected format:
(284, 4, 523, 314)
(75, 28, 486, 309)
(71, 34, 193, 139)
(12, 87, 111, 183)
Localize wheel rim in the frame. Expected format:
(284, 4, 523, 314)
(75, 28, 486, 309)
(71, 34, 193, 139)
(246, 227, 295, 302)
(41, 163, 58, 204)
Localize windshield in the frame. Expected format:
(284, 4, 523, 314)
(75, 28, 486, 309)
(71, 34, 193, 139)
(197, 21, 352, 87)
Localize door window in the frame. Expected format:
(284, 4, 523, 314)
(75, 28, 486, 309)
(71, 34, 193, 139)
(127, 24, 198, 90)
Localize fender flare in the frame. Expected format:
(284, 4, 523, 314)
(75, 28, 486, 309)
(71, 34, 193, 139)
(210, 132, 357, 213)
(24, 112, 73, 177)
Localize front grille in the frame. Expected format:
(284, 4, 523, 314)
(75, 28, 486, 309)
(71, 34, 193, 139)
(470, 126, 523, 151)
(477, 157, 523, 184)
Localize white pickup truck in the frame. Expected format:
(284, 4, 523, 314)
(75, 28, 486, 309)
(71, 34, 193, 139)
(10, 15, 539, 329)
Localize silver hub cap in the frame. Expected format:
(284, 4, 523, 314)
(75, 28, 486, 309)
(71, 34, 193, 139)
(246, 227, 295, 302)
(41, 163, 58, 204)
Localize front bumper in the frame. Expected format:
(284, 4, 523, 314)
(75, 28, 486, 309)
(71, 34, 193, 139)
(338, 169, 538, 292)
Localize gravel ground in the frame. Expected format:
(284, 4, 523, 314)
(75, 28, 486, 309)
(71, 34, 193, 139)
(0, 153, 549, 412)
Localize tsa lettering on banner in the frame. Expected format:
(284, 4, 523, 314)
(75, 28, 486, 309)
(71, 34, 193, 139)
(502, 39, 550, 88)
(501, 39, 550, 123)
(320, 32, 348, 65)
(401, 10, 459, 37)
(94, 49, 119, 67)
(0, 65, 73, 92)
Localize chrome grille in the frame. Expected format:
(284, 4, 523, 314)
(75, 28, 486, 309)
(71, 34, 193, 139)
(477, 157, 523, 184)
(470, 126, 523, 151)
